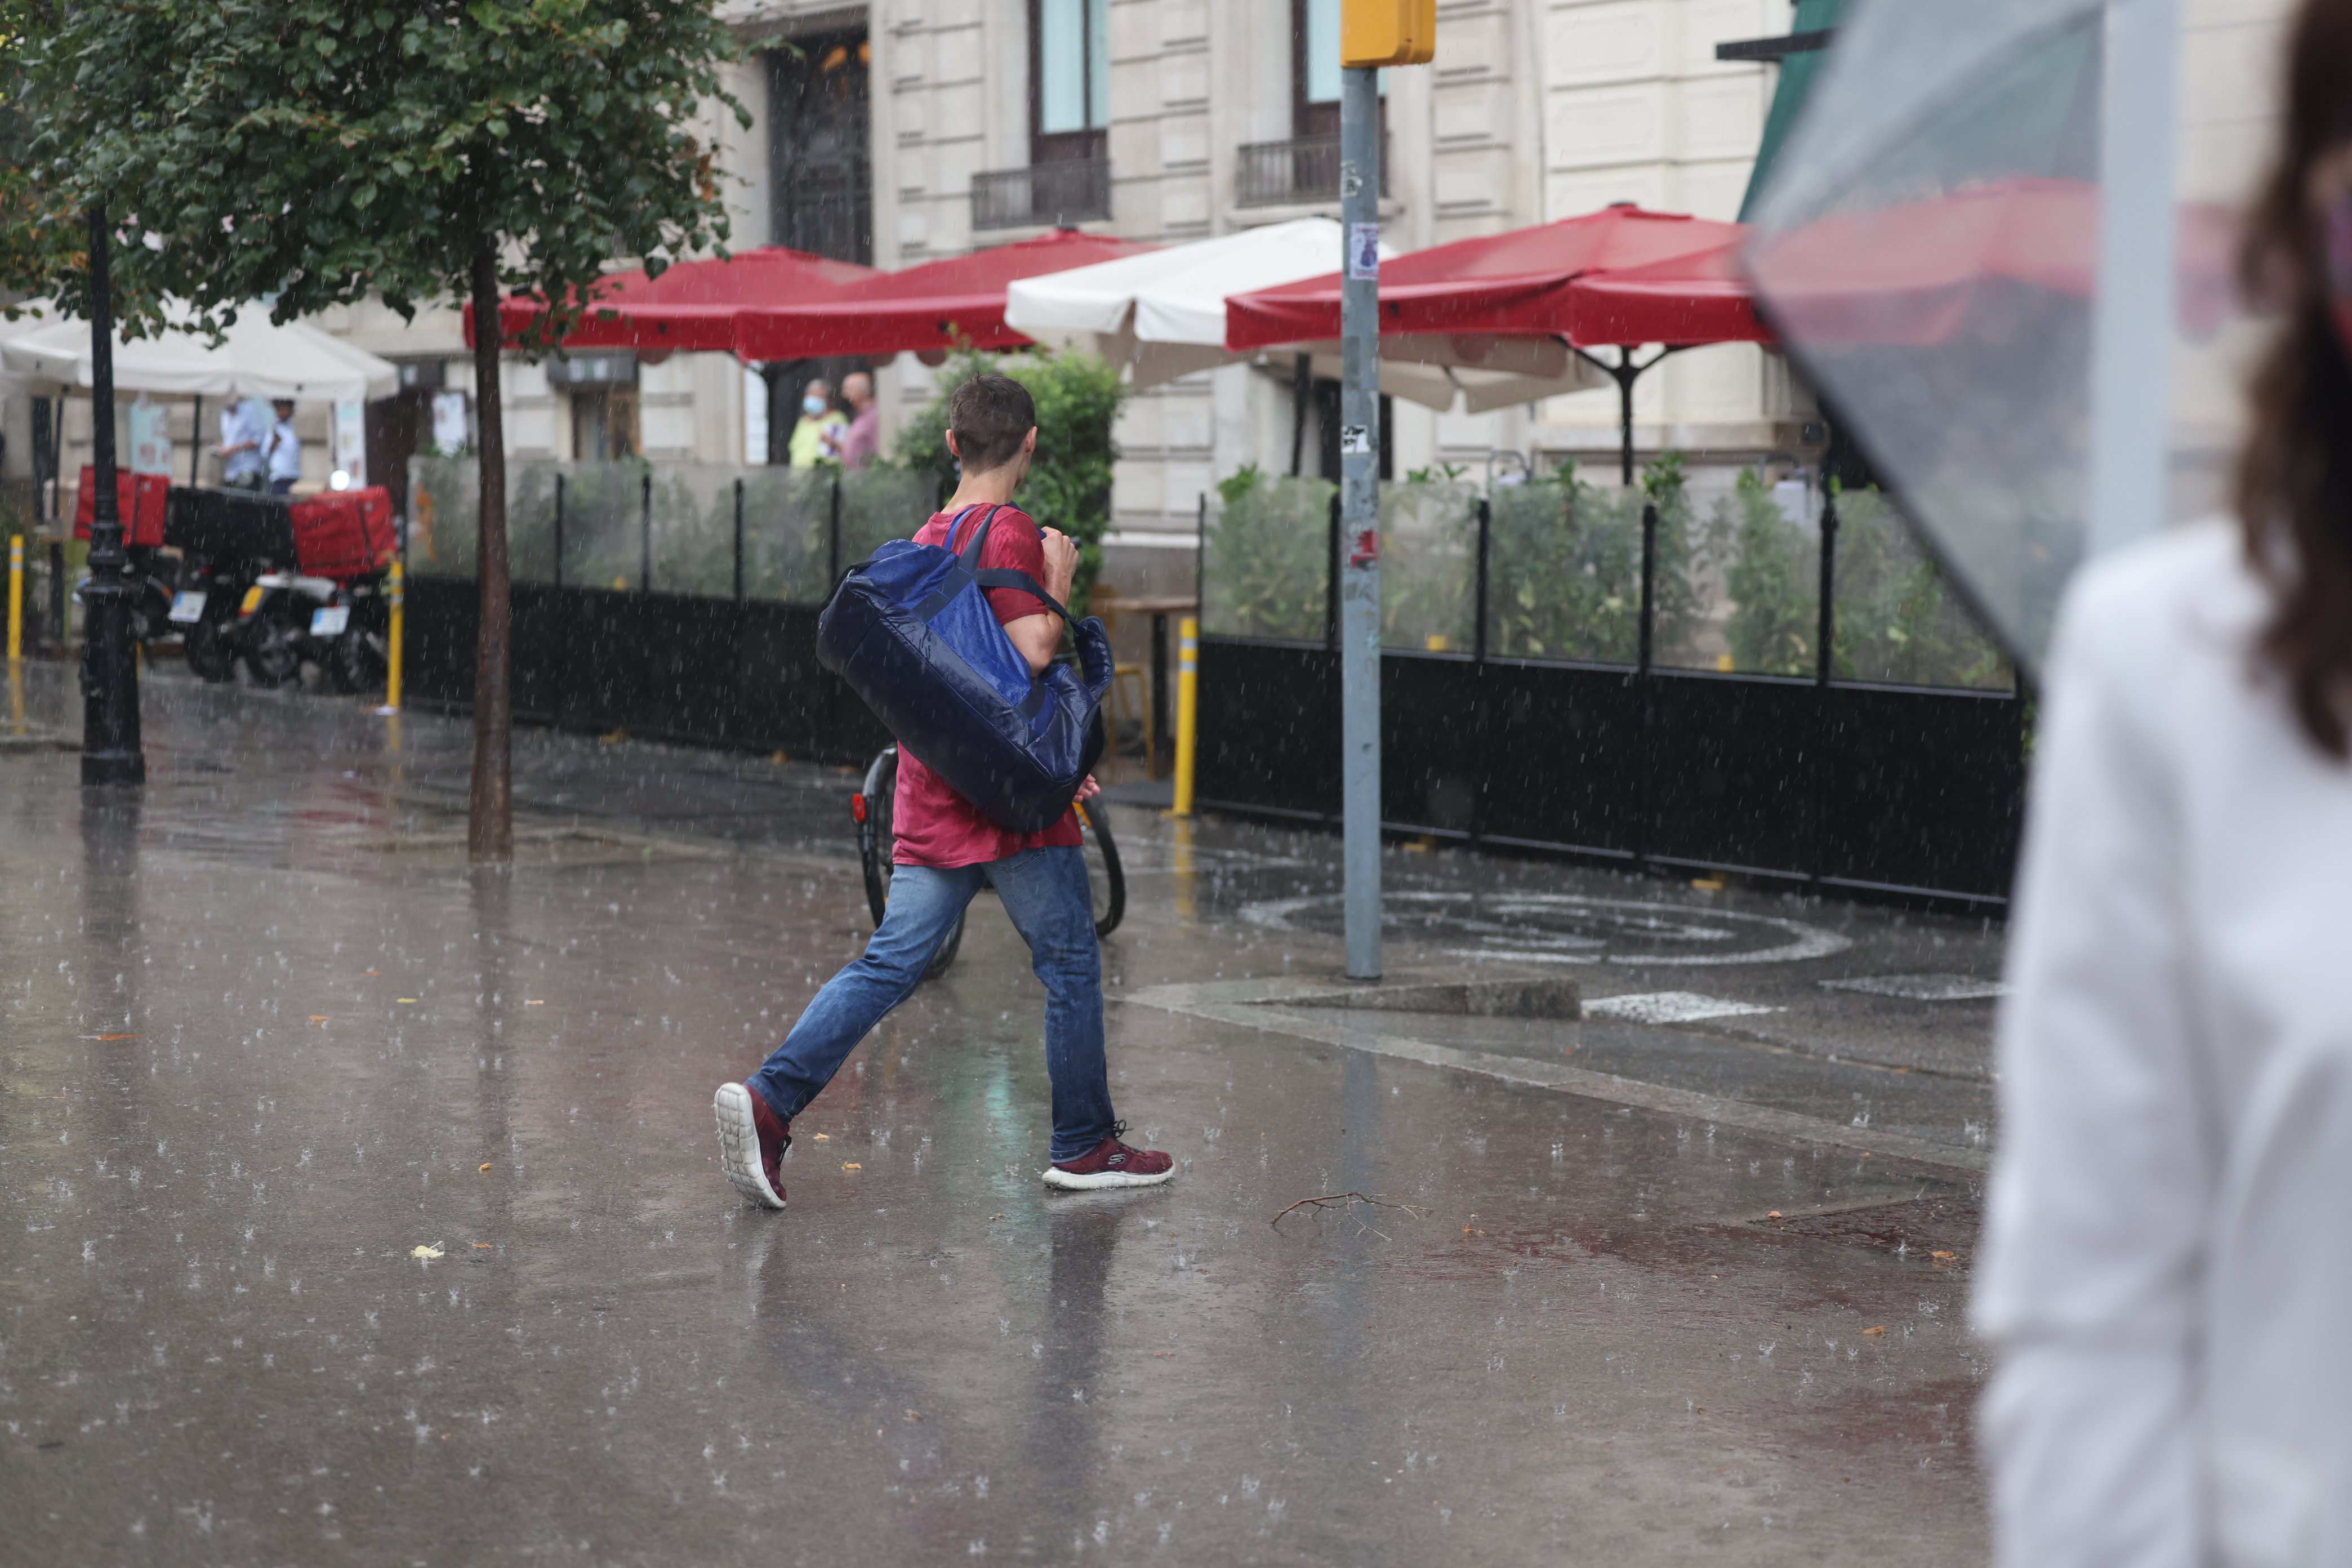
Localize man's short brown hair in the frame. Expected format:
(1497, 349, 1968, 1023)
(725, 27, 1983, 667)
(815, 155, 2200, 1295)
(947, 373, 1036, 473)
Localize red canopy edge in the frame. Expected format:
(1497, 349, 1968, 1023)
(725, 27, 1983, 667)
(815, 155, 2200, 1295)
(1224, 205, 1748, 352)
(1561, 241, 1775, 348)
(732, 229, 1157, 362)
(466, 247, 883, 355)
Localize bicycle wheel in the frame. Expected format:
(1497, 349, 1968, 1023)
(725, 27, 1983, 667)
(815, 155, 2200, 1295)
(855, 744, 964, 980)
(1073, 798, 1125, 938)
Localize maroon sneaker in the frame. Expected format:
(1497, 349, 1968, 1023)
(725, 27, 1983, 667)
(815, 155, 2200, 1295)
(714, 1082, 790, 1209)
(1044, 1123, 1175, 1190)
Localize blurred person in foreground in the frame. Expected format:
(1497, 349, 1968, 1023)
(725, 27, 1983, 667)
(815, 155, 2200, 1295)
(839, 369, 880, 469)
(713, 373, 1171, 1210)
(786, 376, 845, 467)
(1977, 3, 2352, 1561)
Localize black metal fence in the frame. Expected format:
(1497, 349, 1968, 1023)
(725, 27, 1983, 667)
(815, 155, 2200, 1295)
(404, 577, 889, 763)
(1194, 478, 2025, 908)
(403, 458, 2024, 907)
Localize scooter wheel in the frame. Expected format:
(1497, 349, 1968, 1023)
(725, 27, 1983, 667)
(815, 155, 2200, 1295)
(184, 618, 237, 683)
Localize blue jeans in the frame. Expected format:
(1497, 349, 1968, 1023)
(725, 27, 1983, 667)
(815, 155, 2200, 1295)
(751, 847, 1116, 1162)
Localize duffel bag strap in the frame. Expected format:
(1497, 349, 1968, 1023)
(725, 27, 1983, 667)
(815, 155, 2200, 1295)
(973, 567, 1073, 625)
(948, 502, 999, 566)
(952, 502, 1079, 624)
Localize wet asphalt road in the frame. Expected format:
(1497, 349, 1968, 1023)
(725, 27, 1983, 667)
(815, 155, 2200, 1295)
(1, 662, 1995, 1564)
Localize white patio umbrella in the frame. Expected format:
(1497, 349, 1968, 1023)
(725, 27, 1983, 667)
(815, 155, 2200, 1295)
(0, 310, 398, 402)
(1003, 218, 1603, 412)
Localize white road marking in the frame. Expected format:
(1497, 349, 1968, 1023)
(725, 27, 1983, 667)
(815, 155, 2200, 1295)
(1583, 992, 1782, 1025)
(1821, 973, 2009, 1001)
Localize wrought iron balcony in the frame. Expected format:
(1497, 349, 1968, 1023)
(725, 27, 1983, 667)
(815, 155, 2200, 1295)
(1236, 134, 1391, 208)
(970, 157, 1112, 231)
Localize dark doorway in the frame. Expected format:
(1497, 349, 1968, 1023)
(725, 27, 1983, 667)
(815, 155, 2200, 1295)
(768, 32, 874, 263)
(1314, 379, 1393, 485)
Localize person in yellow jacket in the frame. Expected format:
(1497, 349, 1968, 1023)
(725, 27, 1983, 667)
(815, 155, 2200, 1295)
(786, 378, 847, 467)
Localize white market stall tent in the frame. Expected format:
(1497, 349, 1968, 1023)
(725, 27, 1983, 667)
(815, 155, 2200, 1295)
(0, 310, 397, 402)
(1003, 216, 1603, 412)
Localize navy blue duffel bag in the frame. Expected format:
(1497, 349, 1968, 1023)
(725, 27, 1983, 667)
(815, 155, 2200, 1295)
(816, 504, 1111, 834)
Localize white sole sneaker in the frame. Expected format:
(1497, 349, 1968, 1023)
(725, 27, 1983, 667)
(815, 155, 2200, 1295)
(1041, 1163, 1175, 1191)
(714, 1083, 786, 1209)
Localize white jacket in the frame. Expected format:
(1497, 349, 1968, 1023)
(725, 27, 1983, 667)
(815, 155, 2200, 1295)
(1977, 522, 2352, 1568)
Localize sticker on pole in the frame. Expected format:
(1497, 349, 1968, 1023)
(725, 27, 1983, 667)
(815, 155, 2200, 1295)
(1349, 223, 1380, 280)
(1340, 424, 1372, 456)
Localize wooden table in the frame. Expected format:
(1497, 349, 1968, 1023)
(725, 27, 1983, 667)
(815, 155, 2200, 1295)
(1091, 594, 1197, 778)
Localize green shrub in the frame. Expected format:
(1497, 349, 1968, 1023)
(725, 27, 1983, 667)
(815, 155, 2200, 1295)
(892, 346, 1128, 617)
(1705, 470, 1818, 676)
(1201, 465, 1333, 642)
(1488, 456, 1700, 663)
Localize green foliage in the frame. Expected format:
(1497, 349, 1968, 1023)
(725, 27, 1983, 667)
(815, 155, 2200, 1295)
(1380, 481, 1478, 652)
(1200, 467, 1334, 642)
(892, 348, 1129, 617)
(1827, 487, 2011, 689)
(0, 0, 77, 309)
(1486, 457, 1699, 663)
(21, 1, 745, 344)
(1706, 471, 1819, 676)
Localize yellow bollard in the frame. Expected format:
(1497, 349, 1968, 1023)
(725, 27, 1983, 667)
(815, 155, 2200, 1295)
(6, 534, 20, 661)
(383, 560, 404, 713)
(1171, 616, 1198, 818)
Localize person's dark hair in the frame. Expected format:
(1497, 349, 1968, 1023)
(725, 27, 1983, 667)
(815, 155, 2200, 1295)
(2238, 0, 2352, 755)
(947, 373, 1036, 473)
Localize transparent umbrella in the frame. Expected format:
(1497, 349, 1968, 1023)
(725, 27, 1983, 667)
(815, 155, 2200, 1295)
(1744, 0, 2272, 678)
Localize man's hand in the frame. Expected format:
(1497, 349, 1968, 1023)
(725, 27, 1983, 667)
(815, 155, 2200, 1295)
(1040, 527, 1078, 603)
(1074, 774, 1101, 804)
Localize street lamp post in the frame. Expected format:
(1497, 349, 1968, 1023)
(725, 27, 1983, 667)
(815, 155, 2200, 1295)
(79, 204, 145, 786)
(1338, 64, 1383, 982)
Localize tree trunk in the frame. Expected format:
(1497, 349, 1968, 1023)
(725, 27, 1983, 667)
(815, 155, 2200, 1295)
(467, 242, 514, 865)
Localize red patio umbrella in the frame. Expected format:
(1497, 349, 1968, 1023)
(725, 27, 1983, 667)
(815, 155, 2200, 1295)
(471, 247, 882, 354)
(731, 229, 1158, 362)
(1222, 204, 1746, 351)
(1745, 177, 2097, 347)
(1559, 239, 1774, 348)
(1747, 176, 2236, 346)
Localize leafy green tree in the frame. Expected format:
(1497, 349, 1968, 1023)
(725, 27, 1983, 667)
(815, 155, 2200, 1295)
(893, 348, 1128, 617)
(24, 1, 744, 861)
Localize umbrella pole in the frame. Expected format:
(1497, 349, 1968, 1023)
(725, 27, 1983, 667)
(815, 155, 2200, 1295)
(190, 395, 203, 486)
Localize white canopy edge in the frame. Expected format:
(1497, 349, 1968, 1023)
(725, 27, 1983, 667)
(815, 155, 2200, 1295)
(0, 310, 398, 402)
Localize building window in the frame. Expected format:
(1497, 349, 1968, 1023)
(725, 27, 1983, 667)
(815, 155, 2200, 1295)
(1032, 0, 1110, 163)
(768, 32, 873, 263)
(1292, 0, 1386, 139)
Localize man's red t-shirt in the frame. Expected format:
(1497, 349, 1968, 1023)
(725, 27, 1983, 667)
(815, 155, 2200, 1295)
(890, 504, 1084, 867)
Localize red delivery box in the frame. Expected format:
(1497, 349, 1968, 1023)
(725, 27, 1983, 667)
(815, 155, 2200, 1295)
(289, 486, 397, 580)
(72, 466, 172, 547)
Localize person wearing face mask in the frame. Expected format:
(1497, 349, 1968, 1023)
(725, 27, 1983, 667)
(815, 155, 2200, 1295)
(786, 378, 847, 468)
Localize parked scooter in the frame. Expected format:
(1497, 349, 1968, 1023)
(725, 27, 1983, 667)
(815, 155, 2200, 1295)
(166, 554, 262, 682)
(78, 547, 182, 654)
(232, 569, 388, 692)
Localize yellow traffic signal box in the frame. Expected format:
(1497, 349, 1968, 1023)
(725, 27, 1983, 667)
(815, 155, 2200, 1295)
(1342, 0, 1436, 66)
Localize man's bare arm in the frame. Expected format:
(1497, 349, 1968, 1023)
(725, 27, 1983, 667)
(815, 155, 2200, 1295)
(1004, 527, 1079, 676)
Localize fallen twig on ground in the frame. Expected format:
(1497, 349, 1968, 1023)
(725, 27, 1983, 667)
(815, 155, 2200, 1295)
(1270, 1192, 1429, 1240)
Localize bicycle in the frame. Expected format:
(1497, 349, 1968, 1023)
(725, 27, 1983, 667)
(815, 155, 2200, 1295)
(852, 744, 1126, 981)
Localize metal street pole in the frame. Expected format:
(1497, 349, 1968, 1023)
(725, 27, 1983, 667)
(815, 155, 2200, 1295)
(1339, 64, 1381, 981)
(79, 204, 145, 787)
